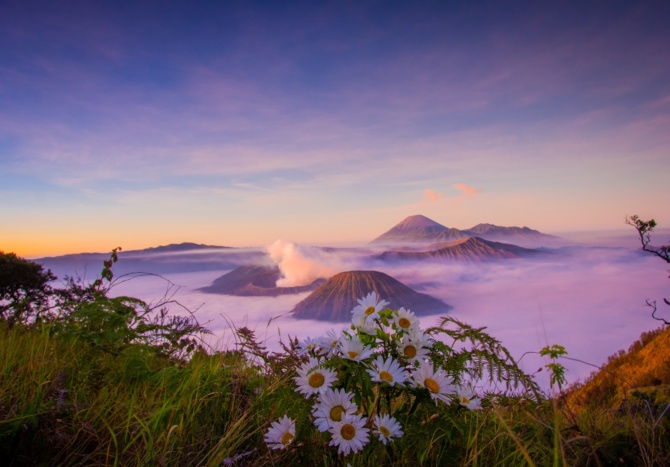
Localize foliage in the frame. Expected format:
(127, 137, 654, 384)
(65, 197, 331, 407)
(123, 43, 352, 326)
(0, 248, 208, 361)
(565, 326, 670, 411)
(539, 344, 568, 391)
(627, 215, 670, 324)
(252, 294, 542, 463)
(0, 251, 55, 327)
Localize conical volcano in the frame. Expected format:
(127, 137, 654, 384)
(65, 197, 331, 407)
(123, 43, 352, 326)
(291, 270, 451, 322)
(371, 215, 467, 244)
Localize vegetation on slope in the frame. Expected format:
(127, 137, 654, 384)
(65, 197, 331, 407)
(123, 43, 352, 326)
(566, 326, 670, 410)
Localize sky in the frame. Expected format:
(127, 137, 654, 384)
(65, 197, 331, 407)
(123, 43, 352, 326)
(2, 0, 670, 257)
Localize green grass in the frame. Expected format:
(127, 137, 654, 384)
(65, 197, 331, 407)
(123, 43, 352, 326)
(1, 323, 668, 466)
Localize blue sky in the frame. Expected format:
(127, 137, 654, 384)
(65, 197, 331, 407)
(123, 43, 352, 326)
(2, 0, 669, 255)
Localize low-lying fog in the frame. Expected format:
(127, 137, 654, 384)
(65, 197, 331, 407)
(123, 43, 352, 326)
(48, 233, 670, 391)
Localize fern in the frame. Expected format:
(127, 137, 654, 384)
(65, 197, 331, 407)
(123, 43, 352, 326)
(426, 316, 541, 399)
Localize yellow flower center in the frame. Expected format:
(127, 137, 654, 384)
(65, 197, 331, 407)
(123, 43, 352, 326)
(347, 351, 359, 359)
(308, 372, 325, 388)
(398, 317, 411, 329)
(330, 405, 344, 422)
(404, 345, 417, 359)
(379, 426, 391, 437)
(425, 377, 440, 394)
(379, 371, 393, 383)
(340, 423, 356, 441)
(461, 396, 470, 404)
(281, 432, 294, 446)
(364, 306, 376, 316)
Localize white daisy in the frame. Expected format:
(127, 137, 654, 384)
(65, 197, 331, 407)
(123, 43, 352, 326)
(456, 385, 482, 410)
(312, 388, 358, 432)
(297, 336, 320, 356)
(329, 413, 370, 456)
(411, 364, 455, 404)
(374, 414, 403, 445)
(393, 307, 419, 332)
(352, 315, 377, 336)
(294, 357, 338, 398)
(366, 355, 407, 386)
(406, 328, 433, 346)
(264, 415, 296, 450)
(317, 329, 342, 357)
(339, 336, 375, 362)
(397, 334, 431, 363)
(350, 291, 389, 322)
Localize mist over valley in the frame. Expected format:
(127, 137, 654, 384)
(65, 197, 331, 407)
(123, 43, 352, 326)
(37, 216, 670, 388)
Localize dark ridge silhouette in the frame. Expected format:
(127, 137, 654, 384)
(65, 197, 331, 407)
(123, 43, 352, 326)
(199, 264, 326, 296)
(126, 242, 232, 254)
(377, 237, 548, 262)
(291, 270, 451, 322)
(370, 215, 467, 245)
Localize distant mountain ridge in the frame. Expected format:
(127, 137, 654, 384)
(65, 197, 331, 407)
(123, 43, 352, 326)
(377, 237, 548, 262)
(128, 242, 232, 254)
(371, 215, 562, 247)
(291, 270, 451, 322)
(36, 243, 262, 279)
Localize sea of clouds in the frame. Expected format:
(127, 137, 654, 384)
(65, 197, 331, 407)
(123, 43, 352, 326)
(101, 236, 670, 391)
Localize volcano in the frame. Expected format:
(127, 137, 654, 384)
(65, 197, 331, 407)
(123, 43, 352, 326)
(291, 270, 451, 322)
(370, 215, 467, 245)
(377, 237, 548, 262)
(199, 264, 326, 296)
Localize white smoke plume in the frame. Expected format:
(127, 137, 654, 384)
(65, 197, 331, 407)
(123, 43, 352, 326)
(265, 239, 346, 287)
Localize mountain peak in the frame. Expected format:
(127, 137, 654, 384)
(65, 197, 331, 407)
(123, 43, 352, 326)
(395, 215, 446, 230)
(371, 215, 467, 244)
(291, 270, 451, 321)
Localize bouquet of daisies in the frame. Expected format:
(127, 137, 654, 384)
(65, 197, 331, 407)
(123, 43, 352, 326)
(265, 292, 481, 456)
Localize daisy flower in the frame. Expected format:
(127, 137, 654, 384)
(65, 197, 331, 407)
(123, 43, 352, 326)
(393, 307, 419, 332)
(294, 357, 338, 398)
(374, 414, 403, 445)
(406, 328, 433, 346)
(351, 291, 389, 322)
(339, 336, 375, 362)
(411, 364, 455, 404)
(352, 315, 377, 336)
(329, 413, 370, 456)
(317, 329, 342, 357)
(456, 385, 482, 410)
(297, 336, 320, 356)
(366, 355, 407, 386)
(264, 415, 296, 450)
(312, 388, 358, 432)
(397, 334, 431, 363)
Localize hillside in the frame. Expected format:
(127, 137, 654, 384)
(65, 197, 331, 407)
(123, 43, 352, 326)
(291, 270, 451, 321)
(377, 237, 548, 262)
(199, 264, 325, 296)
(565, 326, 670, 409)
